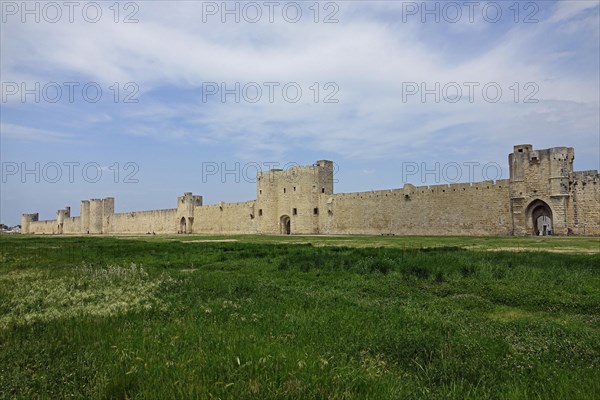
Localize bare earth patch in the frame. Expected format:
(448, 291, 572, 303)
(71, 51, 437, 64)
(466, 246, 600, 254)
(181, 239, 239, 243)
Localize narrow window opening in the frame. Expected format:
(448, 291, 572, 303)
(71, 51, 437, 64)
(321, 187, 325, 193)
(313, 208, 319, 215)
(283, 188, 286, 194)
(258, 209, 263, 216)
(293, 208, 297, 215)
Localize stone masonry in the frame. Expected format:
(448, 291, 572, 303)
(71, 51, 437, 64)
(21, 145, 600, 236)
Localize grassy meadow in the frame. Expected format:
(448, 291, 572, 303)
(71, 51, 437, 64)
(0, 235, 599, 399)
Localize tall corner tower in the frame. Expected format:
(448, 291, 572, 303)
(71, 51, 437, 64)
(508, 144, 574, 235)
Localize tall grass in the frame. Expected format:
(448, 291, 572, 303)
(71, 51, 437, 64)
(0, 236, 598, 399)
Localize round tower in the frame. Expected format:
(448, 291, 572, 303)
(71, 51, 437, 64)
(56, 207, 70, 234)
(102, 198, 114, 233)
(89, 199, 103, 234)
(21, 213, 39, 234)
(80, 200, 90, 233)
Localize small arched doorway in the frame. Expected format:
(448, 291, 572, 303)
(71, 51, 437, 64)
(280, 215, 291, 235)
(527, 200, 553, 236)
(179, 217, 187, 234)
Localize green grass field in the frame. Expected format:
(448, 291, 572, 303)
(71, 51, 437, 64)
(1, 235, 599, 399)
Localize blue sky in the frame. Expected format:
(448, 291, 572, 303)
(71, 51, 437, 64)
(1, 0, 599, 226)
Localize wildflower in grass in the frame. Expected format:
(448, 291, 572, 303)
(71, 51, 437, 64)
(0, 263, 172, 329)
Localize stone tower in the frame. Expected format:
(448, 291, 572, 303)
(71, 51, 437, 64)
(86, 198, 114, 234)
(21, 213, 39, 234)
(177, 192, 202, 233)
(80, 200, 90, 233)
(56, 207, 70, 234)
(509, 145, 574, 235)
(255, 160, 334, 234)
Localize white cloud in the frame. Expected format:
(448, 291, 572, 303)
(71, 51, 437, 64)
(547, 0, 599, 23)
(1, 1, 598, 163)
(0, 122, 76, 143)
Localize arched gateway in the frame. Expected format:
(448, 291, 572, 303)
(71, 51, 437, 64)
(526, 200, 553, 236)
(280, 215, 291, 235)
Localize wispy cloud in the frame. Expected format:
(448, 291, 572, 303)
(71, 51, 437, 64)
(547, 0, 599, 23)
(0, 122, 76, 143)
(1, 1, 598, 224)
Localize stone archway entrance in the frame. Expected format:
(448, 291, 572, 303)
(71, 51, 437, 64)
(179, 217, 187, 234)
(280, 215, 291, 235)
(527, 200, 553, 236)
